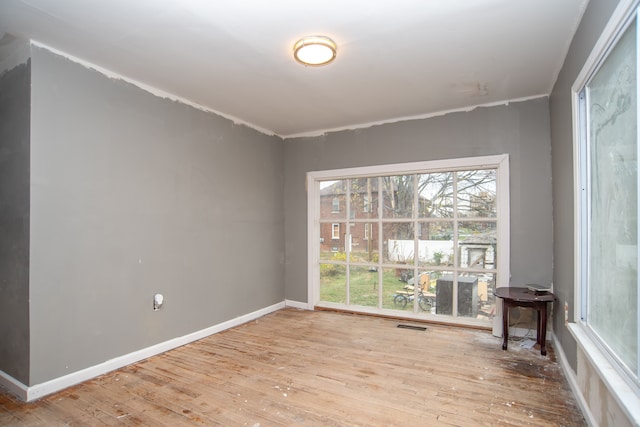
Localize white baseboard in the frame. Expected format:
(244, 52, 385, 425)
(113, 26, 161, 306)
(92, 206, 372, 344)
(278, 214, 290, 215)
(0, 369, 28, 401)
(552, 333, 597, 427)
(284, 299, 310, 310)
(0, 301, 285, 402)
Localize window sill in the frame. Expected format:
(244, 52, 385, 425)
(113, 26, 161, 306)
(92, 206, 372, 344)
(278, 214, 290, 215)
(568, 322, 640, 425)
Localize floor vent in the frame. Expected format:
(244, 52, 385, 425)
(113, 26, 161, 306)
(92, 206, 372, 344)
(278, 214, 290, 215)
(397, 324, 427, 331)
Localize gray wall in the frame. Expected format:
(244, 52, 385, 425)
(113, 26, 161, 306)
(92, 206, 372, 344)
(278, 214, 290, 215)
(28, 47, 284, 384)
(284, 98, 553, 303)
(549, 0, 621, 373)
(6, 0, 615, 387)
(0, 60, 31, 385)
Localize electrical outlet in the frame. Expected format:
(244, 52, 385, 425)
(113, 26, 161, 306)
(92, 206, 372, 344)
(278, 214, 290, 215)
(564, 301, 569, 326)
(153, 294, 164, 311)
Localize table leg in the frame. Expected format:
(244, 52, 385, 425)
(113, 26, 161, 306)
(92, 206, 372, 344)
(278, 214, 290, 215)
(540, 304, 548, 356)
(536, 309, 541, 345)
(502, 303, 509, 350)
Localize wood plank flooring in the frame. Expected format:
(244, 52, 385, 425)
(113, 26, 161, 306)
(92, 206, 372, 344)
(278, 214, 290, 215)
(0, 308, 585, 426)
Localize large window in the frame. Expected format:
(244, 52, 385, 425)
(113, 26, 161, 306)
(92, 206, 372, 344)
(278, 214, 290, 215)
(307, 155, 509, 329)
(574, 3, 639, 387)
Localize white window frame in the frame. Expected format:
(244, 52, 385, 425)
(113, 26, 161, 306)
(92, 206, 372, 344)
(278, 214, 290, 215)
(307, 154, 510, 333)
(331, 223, 340, 240)
(570, 0, 640, 420)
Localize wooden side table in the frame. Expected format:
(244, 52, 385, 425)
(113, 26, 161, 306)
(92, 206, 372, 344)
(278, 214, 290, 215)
(495, 287, 556, 356)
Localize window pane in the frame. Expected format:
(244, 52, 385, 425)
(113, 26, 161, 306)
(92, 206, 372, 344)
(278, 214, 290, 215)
(320, 263, 346, 303)
(415, 270, 437, 313)
(417, 270, 437, 294)
(320, 180, 346, 220)
(349, 266, 379, 308)
(418, 172, 454, 218)
(387, 267, 412, 310)
(383, 222, 415, 264)
(383, 175, 415, 218)
(387, 269, 437, 312)
(458, 221, 497, 269)
(586, 18, 637, 374)
(417, 222, 454, 267)
(458, 272, 496, 319)
(349, 222, 378, 264)
(320, 227, 346, 261)
(351, 178, 378, 219)
(457, 169, 497, 218)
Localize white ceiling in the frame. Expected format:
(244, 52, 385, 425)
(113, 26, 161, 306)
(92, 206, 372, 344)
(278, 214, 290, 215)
(0, 0, 588, 138)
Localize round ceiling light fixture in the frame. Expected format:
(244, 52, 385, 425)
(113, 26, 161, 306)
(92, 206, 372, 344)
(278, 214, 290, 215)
(293, 36, 337, 66)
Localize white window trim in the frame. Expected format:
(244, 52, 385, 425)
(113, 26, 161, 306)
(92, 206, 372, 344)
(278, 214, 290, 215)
(307, 154, 510, 333)
(331, 223, 340, 240)
(570, 0, 640, 422)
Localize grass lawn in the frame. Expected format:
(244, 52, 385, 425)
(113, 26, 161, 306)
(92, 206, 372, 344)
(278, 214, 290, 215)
(320, 266, 425, 310)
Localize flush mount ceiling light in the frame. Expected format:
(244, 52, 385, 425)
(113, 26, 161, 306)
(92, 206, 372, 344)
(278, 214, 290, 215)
(293, 36, 337, 66)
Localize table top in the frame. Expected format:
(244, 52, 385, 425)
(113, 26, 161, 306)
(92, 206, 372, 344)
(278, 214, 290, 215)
(495, 286, 556, 302)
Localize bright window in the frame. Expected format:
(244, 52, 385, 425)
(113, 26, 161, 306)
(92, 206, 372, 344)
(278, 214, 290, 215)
(575, 4, 639, 384)
(308, 155, 510, 328)
(331, 223, 340, 240)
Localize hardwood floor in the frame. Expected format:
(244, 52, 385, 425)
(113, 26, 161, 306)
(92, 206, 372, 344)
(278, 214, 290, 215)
(0, 308, 585, 426)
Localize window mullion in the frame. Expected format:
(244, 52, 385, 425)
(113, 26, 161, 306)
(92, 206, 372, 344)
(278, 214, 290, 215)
(411, 174, 419, 311)
(377, 176, 384, 308)
(637, 11, 640, 377)
(346, 179, 351, 306)
(452, 172, 459, 318)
